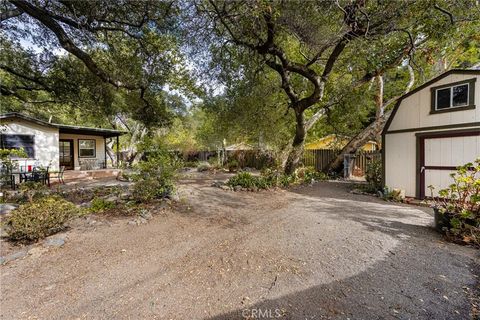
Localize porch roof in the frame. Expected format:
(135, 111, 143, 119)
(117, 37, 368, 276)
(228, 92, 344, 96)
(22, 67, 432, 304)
(0, 112, 126, 138)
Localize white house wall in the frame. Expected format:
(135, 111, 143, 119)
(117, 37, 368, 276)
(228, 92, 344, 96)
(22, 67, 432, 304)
(58, 133, 105, 170)
(1, 118, 60, 170)
(388, 74, 479, 132)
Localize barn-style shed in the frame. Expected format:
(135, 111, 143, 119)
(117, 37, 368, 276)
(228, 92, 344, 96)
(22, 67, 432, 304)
(382, 69, 480, 199)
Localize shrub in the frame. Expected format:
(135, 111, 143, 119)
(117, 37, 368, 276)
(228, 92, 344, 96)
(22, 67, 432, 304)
(296, 166, 327, 184)
(227, 172, 268, 189)
(429, 158, 480, 246)
(18, 181, 49, 203)
(90, 197, 116, 213)
(4, 196, 79, 242)
(227, 159, 239, 172)
(131, 145, 179, 202)
(365, 159, 382, 192)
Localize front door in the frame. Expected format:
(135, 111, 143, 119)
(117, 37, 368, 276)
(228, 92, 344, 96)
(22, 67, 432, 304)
(59, 139, 74, 170)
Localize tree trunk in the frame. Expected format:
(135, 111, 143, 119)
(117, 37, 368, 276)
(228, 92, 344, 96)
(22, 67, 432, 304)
(327, 66, 415, 173)
(284, 111, 306, 175)
(327, 110, 391, 172)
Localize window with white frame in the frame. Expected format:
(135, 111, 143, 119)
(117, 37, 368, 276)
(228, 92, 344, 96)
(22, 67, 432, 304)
(78, 139, 96, 158)
(434, 83, 469, 110)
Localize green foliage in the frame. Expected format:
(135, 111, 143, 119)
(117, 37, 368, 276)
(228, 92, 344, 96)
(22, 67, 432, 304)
(227, 172, 267, 190)
(90, 197, 116, 213)
(365, 160, 383, 192)
(18, 182, 49, 203)
(0, 148, 28, 161)
(131, 143, 179, 202)
(429, 158, 480, 246)
(227, 159, 239, 172)
(4, 196, 79, 242)
(227, 166, 326, 191)
(296, 166, 328, 184)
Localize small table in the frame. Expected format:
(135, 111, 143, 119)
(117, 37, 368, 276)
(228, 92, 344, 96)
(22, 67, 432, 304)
(11, 170, 50, 186)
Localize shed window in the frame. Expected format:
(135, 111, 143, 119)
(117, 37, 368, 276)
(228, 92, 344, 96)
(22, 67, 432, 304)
(435, 83, 469, 110)
(78, 139, 96, 158)
(0, 134, 35, 158)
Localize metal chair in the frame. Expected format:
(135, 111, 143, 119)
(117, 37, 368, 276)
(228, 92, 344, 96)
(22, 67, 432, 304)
(0, 163, 15, 190)
(55, 166, 65, 184)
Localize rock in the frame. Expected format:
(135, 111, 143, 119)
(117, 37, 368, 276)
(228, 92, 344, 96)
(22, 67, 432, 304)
(120, 192, 131, 200)
(128, 220, 137, 226)
(140, 210, 153, 220)
(169, 192, 180, 202)
(220, 185, 231, 191)
(0, 203, 18, 215)
(234, 186, 242, 192)
(211, 181, 224, 188)
(1, 250, 28, 264)
(105, 195, 119, 203)
(44, 237, 66, 247)
(79, 201, 92, 208)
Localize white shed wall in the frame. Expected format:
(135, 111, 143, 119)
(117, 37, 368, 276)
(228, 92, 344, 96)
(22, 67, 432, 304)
(384, 132, 417, 197)
(1, 118, 60, 171)
(388, 74, 479, 132)
(385, 72, 480, 198)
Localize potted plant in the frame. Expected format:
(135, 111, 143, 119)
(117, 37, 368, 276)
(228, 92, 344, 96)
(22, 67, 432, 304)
(428, 158, 480, 245)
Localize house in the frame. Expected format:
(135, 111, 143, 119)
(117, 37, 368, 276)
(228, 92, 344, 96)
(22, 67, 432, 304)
(382, 69, 480, 199)
(305, 134, 378, 151)
(0, 113, 125, 171)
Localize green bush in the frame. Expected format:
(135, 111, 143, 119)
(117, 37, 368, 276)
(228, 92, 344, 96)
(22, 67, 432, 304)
(4, 196, 80, 242)
(429, 158, 480, 246)
(18, 181, 49, 203)
(297, 166, 327, 184)
(131, 145, 179, 202)
(90, 197, 116, 213)
(227, 167, 328, 191)
(227, 159, 239, 172)
(365, 159, 382, 191)
(227, 172, 267, 189)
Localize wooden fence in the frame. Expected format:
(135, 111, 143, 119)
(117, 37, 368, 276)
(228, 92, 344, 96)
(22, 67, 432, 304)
(302, 149, 338, 172)
(303, 149, 381, 177)
(187, 148, 381, 177)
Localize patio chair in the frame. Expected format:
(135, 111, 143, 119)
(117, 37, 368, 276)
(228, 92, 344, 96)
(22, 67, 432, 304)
(0, 164, 15, 190)
(54, 166, 66, 184)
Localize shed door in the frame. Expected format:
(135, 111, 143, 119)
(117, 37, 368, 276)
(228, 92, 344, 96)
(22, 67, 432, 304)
(419, 131, 480, 198)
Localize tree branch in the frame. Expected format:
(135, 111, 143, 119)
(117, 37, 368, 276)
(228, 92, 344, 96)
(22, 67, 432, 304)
(9, 0, 141, 91)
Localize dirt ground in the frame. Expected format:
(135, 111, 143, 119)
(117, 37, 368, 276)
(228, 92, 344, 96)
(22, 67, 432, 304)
(0, 171, 478, 320)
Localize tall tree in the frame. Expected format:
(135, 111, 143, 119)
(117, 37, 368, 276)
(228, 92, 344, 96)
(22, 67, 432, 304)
(1, 0, 196, 127)
(196, 0, 479, 174)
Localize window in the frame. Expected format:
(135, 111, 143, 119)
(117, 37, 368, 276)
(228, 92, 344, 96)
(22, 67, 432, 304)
(0, 134, 35, 158)
(431, 78, 476, 114)
(78, 139, 96, 158)
(435, 83, 469, 110)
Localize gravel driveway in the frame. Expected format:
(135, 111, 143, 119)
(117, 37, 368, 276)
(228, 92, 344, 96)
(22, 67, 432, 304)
(0, 172, 478, 319)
